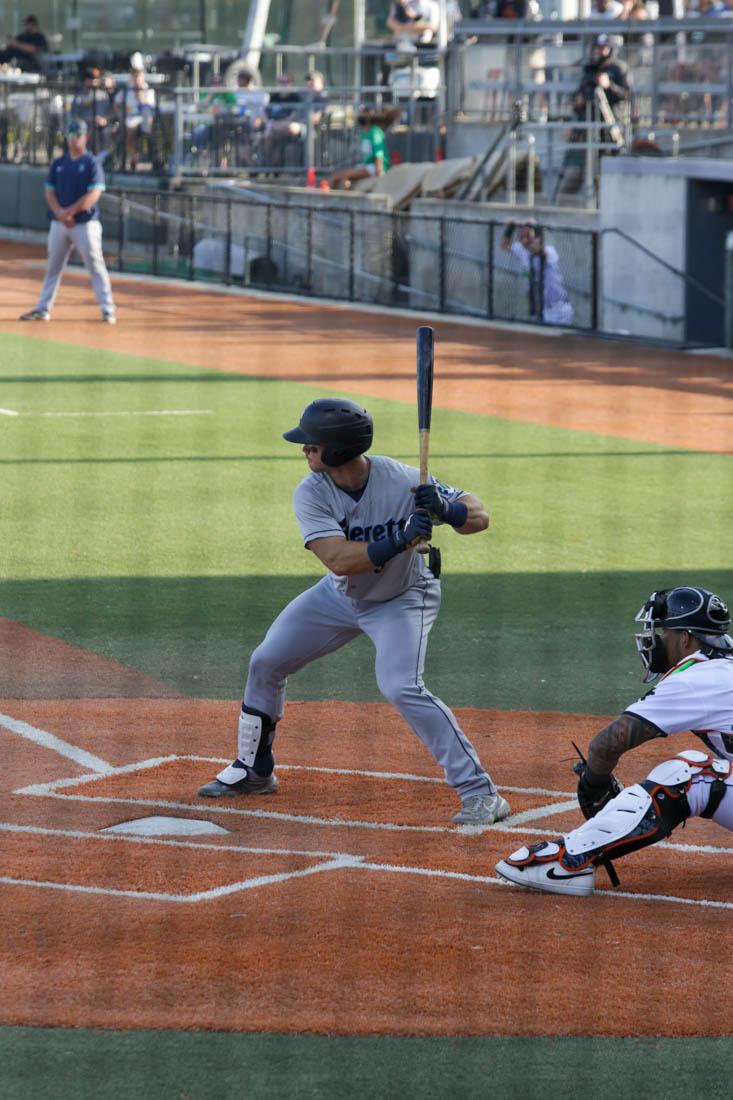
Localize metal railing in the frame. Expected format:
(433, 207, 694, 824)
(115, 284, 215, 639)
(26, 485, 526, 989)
(452, 18, 733, 129)
(97, 187, 598, 331)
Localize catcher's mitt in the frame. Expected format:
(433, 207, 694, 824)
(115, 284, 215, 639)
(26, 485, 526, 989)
(573, 761, 624, 820)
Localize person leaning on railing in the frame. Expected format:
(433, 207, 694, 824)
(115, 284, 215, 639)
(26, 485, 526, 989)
(115, 67, 156, 171)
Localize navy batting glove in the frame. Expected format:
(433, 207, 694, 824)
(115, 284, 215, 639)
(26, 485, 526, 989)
(395, 511, 433, 548)
(414, 484, 468, 528)
(367, 512, 432, 568)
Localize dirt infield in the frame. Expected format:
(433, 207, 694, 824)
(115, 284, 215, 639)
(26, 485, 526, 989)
(2, 690, 732, 1038)
(2, 241, 732, 453)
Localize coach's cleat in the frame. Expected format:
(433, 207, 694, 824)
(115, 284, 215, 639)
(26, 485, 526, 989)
(453, 792, 510, 826)
(102, 312, 117, 324)
(198, 761, 278, 798)
(19, 309, 50, 321)
(495, 840, 596, 897)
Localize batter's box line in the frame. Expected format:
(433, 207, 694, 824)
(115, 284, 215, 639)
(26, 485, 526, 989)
(12, 756, 733, 856)
(0, 824, 730, 911)
(14, 754, 577, 802)
(0, 855, 360, 905)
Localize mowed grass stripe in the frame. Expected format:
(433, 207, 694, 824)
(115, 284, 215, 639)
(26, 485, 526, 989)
(1, 334, 731, 580)
(1, 1028, 732, 1100)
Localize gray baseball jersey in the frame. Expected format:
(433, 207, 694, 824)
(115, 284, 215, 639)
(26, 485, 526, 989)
(293, 455, 465, 601)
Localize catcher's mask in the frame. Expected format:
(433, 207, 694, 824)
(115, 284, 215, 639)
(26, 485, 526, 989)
(634, 586, 733, 683)
(283, 398, 373, 467)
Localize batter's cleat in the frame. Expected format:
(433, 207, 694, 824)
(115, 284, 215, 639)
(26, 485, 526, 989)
(19, 309, 50, 321)
(495, 840, 596, 897)
(452, 792, 510, 826)
(102, 312, 117, 324)
(198, 769, 278, 798)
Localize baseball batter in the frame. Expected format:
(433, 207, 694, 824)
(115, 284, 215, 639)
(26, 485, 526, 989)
(19, 118, 116, 324)
(199, 397, 510, 826)
(496, 586, 733, 895)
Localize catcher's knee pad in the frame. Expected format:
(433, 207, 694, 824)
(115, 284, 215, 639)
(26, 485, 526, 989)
(237, 705, 277, 767)
(562, 763, 693, 871)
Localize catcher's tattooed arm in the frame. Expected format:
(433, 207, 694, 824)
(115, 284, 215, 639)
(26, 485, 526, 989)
(586, 712, 662, 779)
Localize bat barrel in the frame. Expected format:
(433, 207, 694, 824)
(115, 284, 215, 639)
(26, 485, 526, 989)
(416, 326, 434, 433)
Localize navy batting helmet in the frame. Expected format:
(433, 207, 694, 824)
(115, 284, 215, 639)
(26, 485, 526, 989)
(635, 586, 733, 681)
(283, 398, 373, 467)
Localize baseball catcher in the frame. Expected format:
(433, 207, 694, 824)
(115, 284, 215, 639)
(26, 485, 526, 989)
(496, 586, 733, 895)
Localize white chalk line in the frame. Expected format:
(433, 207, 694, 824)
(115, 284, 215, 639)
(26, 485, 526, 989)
(33, 409, 215, 418)
(0, 712, 113, 774)
(0, 821, 347, 860)
(0, 409, 214, 418)
(12, 752, 733, 855)
(1, 822, 730, 911)
(0, 856, 359, 905)
(186, 755, 575, 799)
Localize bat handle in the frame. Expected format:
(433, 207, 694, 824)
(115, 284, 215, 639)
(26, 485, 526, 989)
(415, 436, 431, 554)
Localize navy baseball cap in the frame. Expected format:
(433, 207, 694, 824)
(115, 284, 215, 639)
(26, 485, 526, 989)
(67, 119, 88, 136)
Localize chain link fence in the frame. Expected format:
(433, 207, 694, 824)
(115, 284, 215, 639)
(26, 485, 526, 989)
(98, 188, 597, 331)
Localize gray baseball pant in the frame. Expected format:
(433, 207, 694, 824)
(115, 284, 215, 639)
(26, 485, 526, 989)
(243, 575, 493, 799)
(37, 220, 115, 315)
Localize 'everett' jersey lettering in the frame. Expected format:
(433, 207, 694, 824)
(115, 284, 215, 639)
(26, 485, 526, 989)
(293, 455, 465, 601)
(625, 653, 733, 762)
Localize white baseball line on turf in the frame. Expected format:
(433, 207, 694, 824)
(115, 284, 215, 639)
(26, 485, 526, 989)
(1, 821, 730, 910)
(0, 407, 19, 416)
(0, 713, 113, 774)
(15, 755, 180, 795)
(14, 789, 733, 857)
(0, 821, 352, 859)
(13, 756, 733, 855)
(29, 409, 215, 418)
(357, 863, 733, 910)
(0, 856, 360, 905)
(186, 755, 576, 799)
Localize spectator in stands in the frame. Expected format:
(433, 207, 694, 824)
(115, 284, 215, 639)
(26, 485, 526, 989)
(501, 220, 574, 327)
(71, 66, 117, 161)
(264, 71, 328, 168)
(622, 0, 650, 18)
(591, 0, 626, 16)
(493, 0, 535, 17)
(387, 1, 440, 47)
(329, 108, 393, 190)
(116, 68, 156, 170)
(0, 14, 48, 72)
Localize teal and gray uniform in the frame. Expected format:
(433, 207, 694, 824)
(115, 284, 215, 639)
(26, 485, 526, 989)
(243, 455, 494, 798)
(36, 151, 115, 317)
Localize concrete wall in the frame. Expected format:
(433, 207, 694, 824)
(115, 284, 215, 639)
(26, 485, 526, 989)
(0, 166, 49, 230)
(201, 183, 395, 302)
(599, 161, 687, 342)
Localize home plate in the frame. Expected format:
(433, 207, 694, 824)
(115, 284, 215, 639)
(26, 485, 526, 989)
(102, 816, 230, 836)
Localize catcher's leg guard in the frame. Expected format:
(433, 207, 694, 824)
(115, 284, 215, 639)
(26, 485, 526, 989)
(561, 753, 703, 871)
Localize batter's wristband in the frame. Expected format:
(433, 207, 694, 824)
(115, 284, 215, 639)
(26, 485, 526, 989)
(443, 499, 468, 528)
(367, 532, 405, 568)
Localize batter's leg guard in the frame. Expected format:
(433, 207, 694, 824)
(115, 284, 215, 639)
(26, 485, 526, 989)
(232, 705, 277, 777)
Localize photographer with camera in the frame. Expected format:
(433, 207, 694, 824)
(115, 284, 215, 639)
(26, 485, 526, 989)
(574, 35, 631, 123)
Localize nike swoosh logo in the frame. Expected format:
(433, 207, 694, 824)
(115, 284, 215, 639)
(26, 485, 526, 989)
(546, 866, 593, 881)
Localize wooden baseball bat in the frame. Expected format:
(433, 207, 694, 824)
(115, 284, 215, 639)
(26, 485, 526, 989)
(415, 325, 434, 554)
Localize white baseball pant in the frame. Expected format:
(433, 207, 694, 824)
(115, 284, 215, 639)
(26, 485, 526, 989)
(37, 219, 115, 315)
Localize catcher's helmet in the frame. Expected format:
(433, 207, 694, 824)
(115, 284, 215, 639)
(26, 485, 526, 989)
(635, 586, 733, 682)
(283, 398, 373, 467)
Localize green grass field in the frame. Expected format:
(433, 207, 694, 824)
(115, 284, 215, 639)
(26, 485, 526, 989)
(2, 331, 733, 1097)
